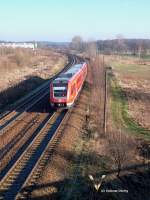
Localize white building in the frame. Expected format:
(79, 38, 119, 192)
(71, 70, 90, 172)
(0, 42, 37, 50)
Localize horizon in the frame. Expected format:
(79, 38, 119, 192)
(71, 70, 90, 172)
(0, 0, 150, 42)
(1, 38, 150, 43)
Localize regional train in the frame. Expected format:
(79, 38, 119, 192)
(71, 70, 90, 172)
(50, 62, 87, 108)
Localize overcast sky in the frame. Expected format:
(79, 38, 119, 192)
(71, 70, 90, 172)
(0, 0, 150, 41)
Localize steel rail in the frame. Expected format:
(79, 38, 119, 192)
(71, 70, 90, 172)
(0, 54, 76, 135)
(0, 110, 66, 199)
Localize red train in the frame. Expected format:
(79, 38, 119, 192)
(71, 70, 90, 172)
(50, 62, 87, 108)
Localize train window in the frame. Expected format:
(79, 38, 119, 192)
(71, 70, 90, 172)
(53, 82, 68, 87)
(59, 73, 73, 78)
(54, 89, 67, 97)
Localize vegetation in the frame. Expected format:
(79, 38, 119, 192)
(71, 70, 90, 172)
(70, 35, 150, 58)
(97, 38, 150, 56)
(109, 73, 150, 140)
(60, 53, 142, 199)
(60, 81, 111, 199)
(0, 47, 67, 111)
(70, 36, 84, 51)
(62, 131, 110, 199)
(0, 48, 34, 71)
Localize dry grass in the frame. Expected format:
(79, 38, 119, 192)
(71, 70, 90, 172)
(0, 48, 67, 109)
(0, 48, 67, 92)
(105, 55, 150, 130)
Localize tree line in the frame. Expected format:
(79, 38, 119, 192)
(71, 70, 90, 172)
(71, 36, 150, 57)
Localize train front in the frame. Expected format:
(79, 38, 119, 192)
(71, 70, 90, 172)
(50, 77, 68, 107)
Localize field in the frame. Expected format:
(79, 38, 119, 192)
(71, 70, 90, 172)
(0, 48, 67, 110)
(106, 55, 150, 137)
(0, 53, 149, 200)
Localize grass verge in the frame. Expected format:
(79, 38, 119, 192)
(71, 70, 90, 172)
(108, 72, 150, 140)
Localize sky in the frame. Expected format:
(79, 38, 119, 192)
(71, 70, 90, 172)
(0, 0, 150, 41)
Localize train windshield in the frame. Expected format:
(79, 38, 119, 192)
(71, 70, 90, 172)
(52, 80, 68, 97)
(54, 89, 67, 97)
(53, 80, 68, 87)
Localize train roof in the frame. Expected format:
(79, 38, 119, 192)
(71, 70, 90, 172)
(53, 63, 85, 83)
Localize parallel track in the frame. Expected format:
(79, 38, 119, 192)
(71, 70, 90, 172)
(16, 109, 72, 200)
(0, 91, 49, 134)
(0, 110, 67, 199)
(0, 54, 77, 134)
(0, 54, 82, 199)
(0, 111, 51, 180)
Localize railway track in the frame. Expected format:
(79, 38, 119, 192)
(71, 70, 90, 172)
(0, 111, 51, 180)
(0, 91, 49, 134)
(16, 109, 72, 200)
(0, 54, 81, 199)
(0, 55, 77, 172)
(0, 110, 68, 199)
(0, 54, 77, 133)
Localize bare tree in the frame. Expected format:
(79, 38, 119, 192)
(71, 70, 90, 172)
(137, 40, 143, 59)
(107, 129, 136, 177)
(86, 40, 97, 59)
(116, 34, 127, 54)
(70, 36, 84, 51)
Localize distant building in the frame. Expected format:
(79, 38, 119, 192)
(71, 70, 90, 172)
(0, 42, 37, 50)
